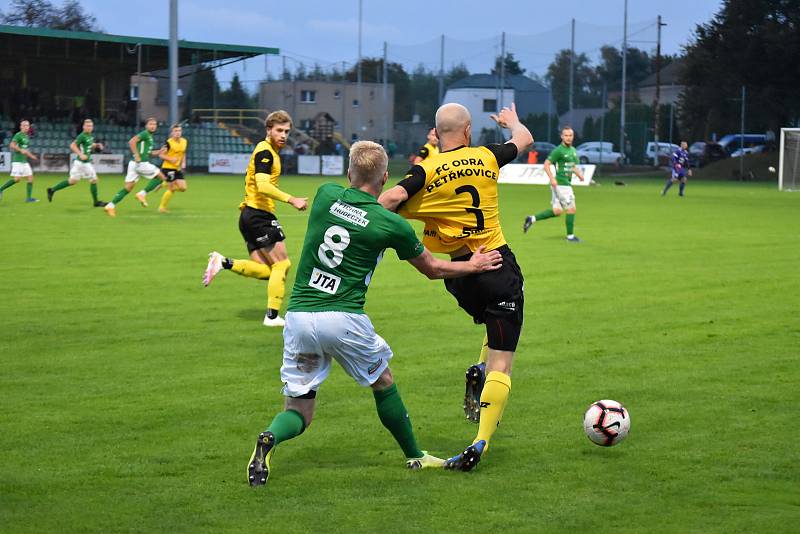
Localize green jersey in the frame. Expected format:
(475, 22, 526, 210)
(288, 183, 425, 314)
(547, 143, 579, 186)
(11, 132, 30, 163)
(74, 132, 95, 163)
(134, 130, 154, 162)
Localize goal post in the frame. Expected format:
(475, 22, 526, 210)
(779, 128, 800, 191)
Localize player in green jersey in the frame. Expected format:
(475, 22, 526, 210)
(242, 141, 503, 486)
(47, 119, 107, 207)
(522, 126, 586, 242)
(0, 119, 39, 203)
(103, 118, 167, 217)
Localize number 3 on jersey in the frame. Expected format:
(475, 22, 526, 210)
(455, 184, 484, 233)
(318, 225, 351, 268)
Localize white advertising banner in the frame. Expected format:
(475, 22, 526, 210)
(0, 152, 10, 172)
(498, 163, 596, 186)
(70, 153, 124, 173)
(298, 155, 321, 175)
(321, 155, 344, 175)
(37, 153, 70, 172)
(209, 153, 250, 174)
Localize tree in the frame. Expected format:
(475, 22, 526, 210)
(491, 52, 525, 76)
(594, 46, 652, 93)
(219, 73, 254, 109)
(680, 0, 800, 139)
(1, 0, 102, 31)
(345, 58, 412, 122)
(545, 49, 598, 114)
(184, 67, 220, 117)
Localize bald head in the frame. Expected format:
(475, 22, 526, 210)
(434, 103, 472, 150)
(435, 103, 471, 135)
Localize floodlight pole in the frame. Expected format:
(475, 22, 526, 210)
(169, 0, 179, 125)
(620, 0, 628, 161)
(356, 0, 363, 139)
(653, 14, 665, 167)
(740, 85, 746, 179)
(438, 34, 445, 105)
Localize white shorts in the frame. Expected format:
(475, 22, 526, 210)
(69, 160, 97, 180)
(280, 311, 393, 397)
(10, 162, 33, 177)
(551, 185, 576, 210)
(124, 161, 159, 183)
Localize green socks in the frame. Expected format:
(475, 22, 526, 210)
(111, 188, 129, 204)
(566, 213, 575, 235)
(534, 208, 556, 221)
(90, 183, 99, 203)
(51, 180, 71, 192)
(373, 383, 423, 459)
(0, 178, 14, 191)
(266, 409, 306, 446)
(26, 182, 33, 199)
(143, 177, 161, 193)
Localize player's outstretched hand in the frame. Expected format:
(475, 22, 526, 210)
(468, 246, 503, 272)
(489, 102, 520, 129)
(289, 197, 308, 211)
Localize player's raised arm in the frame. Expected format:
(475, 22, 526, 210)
(407, 246, 502, 280)
(489, 103, 533, 154)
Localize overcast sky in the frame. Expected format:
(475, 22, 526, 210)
(4, 0, 724, 89)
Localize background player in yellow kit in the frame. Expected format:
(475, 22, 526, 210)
(203, 111, 308, 327)
(153, 124, 189, 213)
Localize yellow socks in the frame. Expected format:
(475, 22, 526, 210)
(231, 260, 271, 280)
(474, 371, 511, 447)
(478, 335, 489, 364)
(159, 189, 173, 210)
(267, 259, 291, 311)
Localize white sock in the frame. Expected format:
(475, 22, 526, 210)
(567, 234, 575, 239)
(106, 202, 115, 208)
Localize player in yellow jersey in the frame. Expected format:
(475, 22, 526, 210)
(140, 123, 189, 213)
(412, 127, 439, 165)
(203, 110, 308, 327)
(379, 102, 532, 471)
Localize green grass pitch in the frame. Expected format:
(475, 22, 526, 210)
(1, 171, 798, 532)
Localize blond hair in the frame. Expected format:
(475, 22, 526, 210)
(265, 110, 292, 130)
(349, 141, 388, 186)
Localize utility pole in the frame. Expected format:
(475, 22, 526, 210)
(499, 32, 506, 111)
(168, 0, 178, 125)
(438, 34, 445, 105)
(652, 15, 666, 166)
(740, 85, 746, 179)
(569, 18, 575, 127)
(620, 0, 628, 161)
(383, 41, 388, 146)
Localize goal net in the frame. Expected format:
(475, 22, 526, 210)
(779, 128, 800, 191)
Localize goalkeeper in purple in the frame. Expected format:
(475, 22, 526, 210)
(662, 141, 692, 197)
(246, 141, 503, 487)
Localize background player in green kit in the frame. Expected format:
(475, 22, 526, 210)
(103, 118, 167, 217)
(0, 119, 39, 202)
(522, 126, 586, 242)
(47, 119, 107, 207)
(246, 141, 503, 486)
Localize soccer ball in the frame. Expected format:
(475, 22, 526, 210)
(583, 400, 630, 446)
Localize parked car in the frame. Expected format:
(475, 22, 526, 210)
(730, 145, 765, 157)
(718, 134, 766, 155)
(689, 141, 727, 167)
(519, 141, 557, 163)
(644, 142, 681, 165)
(577, 146, 623, 165)
(576, 141, 614, 152)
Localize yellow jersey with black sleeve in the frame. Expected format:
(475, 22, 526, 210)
(396, 143, 518, 254)
(239, 139, 291, 213)
(161, 137, 188, 170)
(417, 142, 439, 161)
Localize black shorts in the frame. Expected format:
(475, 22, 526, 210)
(239, 206, 286, 253)
(162, 169, 184, 182)
(444, 245, 524, 352)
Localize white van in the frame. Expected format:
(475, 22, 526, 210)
(576, 141, 614, 152)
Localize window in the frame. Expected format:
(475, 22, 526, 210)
(483, 99, 496, 112)
(352, 99, 359, 108)
(333, 90, 341, 99)
(300, 119, 312, 130)
(130, 85, 139, 101)
(300, 90, 316, 103)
